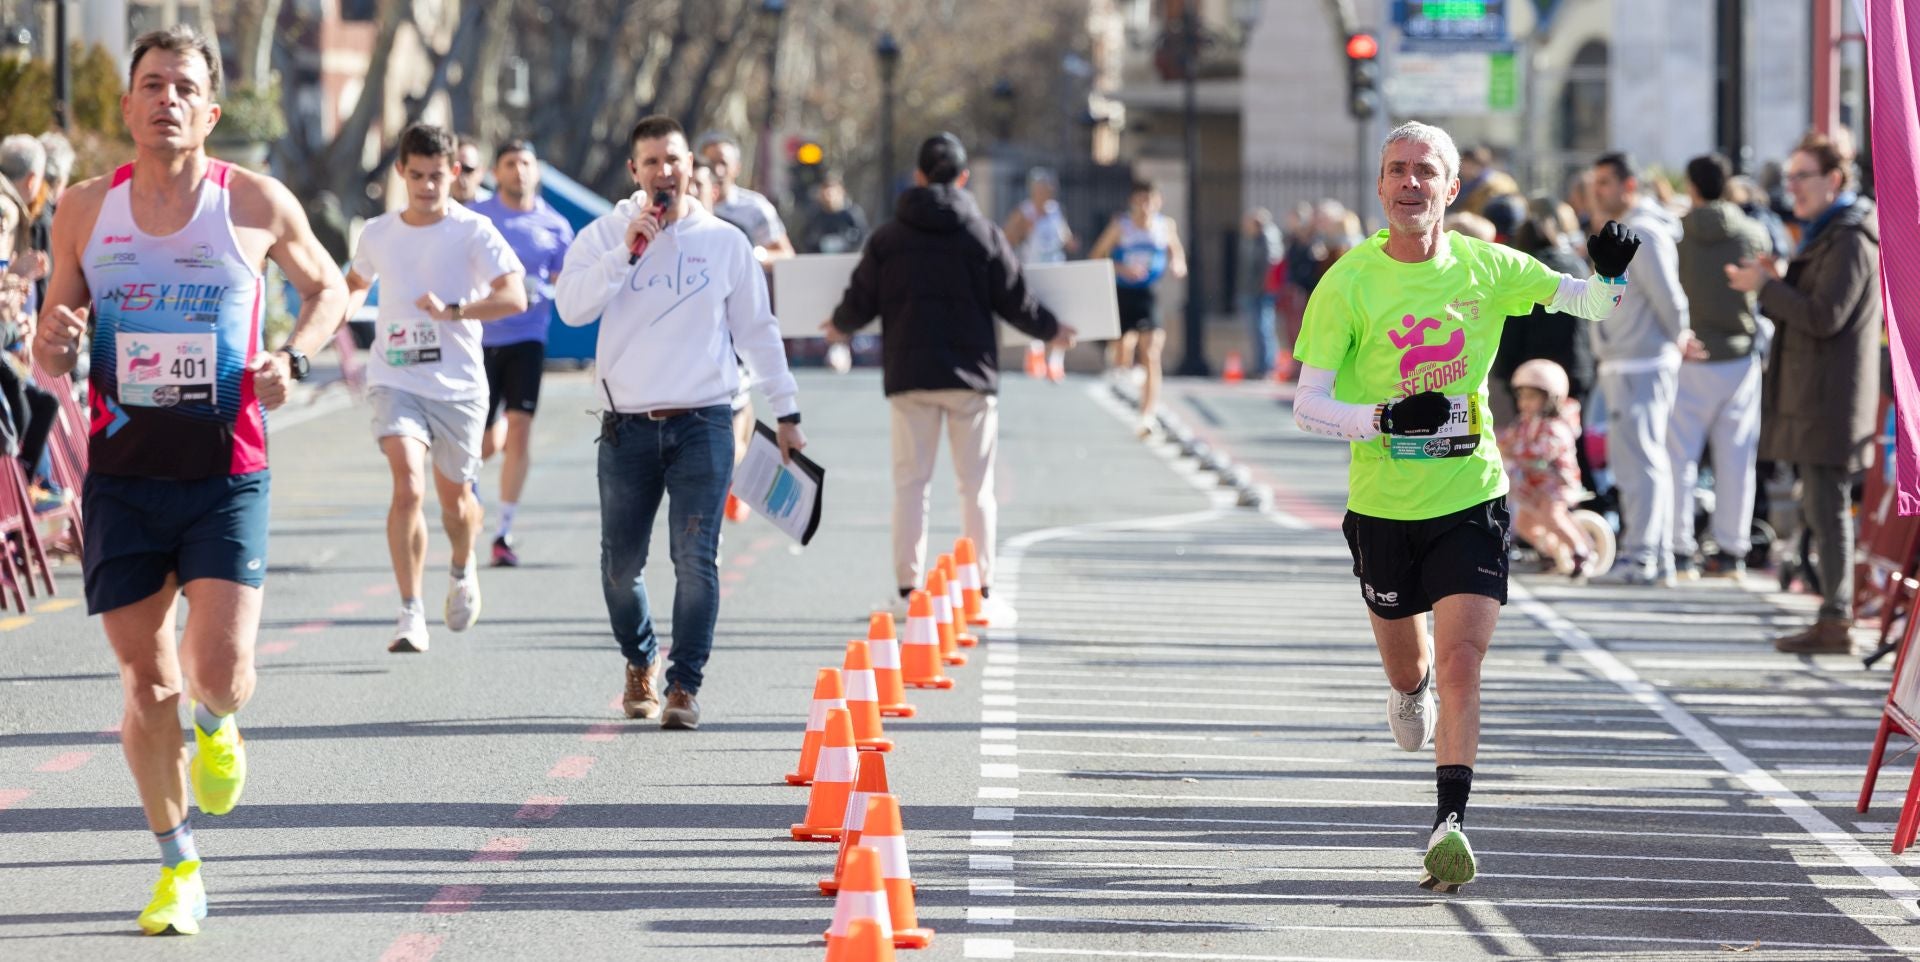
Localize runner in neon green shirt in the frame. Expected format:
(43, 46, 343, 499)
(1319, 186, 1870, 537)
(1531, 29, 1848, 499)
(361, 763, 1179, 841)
(1290, 121, 1641, 892)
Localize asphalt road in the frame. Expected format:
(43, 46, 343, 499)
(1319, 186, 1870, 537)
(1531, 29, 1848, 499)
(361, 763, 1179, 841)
(3, 368, 1918, 961)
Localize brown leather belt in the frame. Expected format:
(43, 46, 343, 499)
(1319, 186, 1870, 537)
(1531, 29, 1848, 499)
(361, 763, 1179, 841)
(641, 407, 694, 420)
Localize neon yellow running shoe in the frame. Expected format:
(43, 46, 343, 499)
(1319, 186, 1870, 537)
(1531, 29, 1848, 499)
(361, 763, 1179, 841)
(190, 706, 247, 816)
(137, 860, 207, 935)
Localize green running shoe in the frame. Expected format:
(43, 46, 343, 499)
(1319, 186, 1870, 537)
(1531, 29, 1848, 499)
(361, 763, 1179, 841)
(1419, 814, 1476, 893)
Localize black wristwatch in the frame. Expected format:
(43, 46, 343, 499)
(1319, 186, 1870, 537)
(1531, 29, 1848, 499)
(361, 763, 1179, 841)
(279, 347, 310, 381)
(777, 412, 802, 426)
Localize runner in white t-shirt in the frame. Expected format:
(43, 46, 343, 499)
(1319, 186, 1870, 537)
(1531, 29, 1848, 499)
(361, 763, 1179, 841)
(344, 124, 526, 653)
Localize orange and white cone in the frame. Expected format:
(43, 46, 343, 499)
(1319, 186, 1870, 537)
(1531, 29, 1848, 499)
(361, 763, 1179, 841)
(824, 846, 894, 959)
(821, 751, 891, 895)
(954, 538, 988, 628)
(826, 917, 896, 962)
(868, 613, 916, 718)
(1025, 340, 1046, 378)
(926, 568, 966, 667)
(864, 794, 934, 948)
(938, 555, 977, 649)
(786, 668, 848, 786)
(843, 640, 894, 753)
(792, 707, 858, 841)
(899, 590, 954, 690)
(725, 491, 751, 523)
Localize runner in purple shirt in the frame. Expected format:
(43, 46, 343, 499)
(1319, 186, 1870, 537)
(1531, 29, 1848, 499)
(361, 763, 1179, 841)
(471, 139, 574, 567)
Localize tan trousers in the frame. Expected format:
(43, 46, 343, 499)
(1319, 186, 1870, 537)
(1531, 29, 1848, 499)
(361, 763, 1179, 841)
(890, 389, 997, 592)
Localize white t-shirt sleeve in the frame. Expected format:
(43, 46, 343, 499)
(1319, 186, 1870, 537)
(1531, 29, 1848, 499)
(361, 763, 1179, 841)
(756, 194, 788, 243)
(348, 218, 382, 282)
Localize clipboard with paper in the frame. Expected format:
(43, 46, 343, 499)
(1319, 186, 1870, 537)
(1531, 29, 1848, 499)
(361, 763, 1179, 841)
(737, 421, 826, 545)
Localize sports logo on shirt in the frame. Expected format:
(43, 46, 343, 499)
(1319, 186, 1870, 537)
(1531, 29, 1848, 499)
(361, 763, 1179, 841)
(1387, 313, 1468, 395)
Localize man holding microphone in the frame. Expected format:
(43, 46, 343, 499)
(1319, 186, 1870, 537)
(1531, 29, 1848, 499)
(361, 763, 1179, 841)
(556, 116, 805, 730)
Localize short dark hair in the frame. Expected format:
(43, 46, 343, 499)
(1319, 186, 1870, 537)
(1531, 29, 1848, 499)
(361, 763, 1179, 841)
(1129, 179, 1158, 196)
(1593, 151, 1638, 184)
(916, 133, 967, 184)
(1685, 153, 1730, 201)
(129, 25, 223, 97)
(493, 138, 536, 163)
(630, 116, 686, 152)
(396, 123, 456, 166)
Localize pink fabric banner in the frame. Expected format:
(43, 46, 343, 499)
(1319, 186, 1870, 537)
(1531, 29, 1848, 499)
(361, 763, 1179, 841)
(1868, 2, 1920, 514)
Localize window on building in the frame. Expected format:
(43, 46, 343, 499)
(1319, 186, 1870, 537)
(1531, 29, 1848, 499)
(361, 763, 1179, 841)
(1557, 40, 1608, 154)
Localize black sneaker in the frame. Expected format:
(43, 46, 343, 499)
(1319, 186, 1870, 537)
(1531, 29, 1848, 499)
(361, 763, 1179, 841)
(1674, 553, 1700, 582)
(1702, 550, 1747, 579)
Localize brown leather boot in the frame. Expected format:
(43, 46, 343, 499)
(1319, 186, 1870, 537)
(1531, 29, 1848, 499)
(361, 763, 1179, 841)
(1773, 618, 1856, 655)
(662, 686, 701, 730)
(623, 661, 661, 719)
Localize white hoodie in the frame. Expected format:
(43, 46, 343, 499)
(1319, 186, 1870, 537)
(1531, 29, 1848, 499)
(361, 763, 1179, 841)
(556, 196, 798, 417)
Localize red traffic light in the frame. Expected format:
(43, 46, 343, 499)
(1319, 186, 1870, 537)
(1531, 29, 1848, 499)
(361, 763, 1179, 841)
(1346, 32, 1379, 60)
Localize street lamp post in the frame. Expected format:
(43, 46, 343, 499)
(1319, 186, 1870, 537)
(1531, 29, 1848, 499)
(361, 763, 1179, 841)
(1173, 6, 1207, 376)
(46, 0, 69, 129)
(758, 0, 787, 196)
(876, 31, 901, 219)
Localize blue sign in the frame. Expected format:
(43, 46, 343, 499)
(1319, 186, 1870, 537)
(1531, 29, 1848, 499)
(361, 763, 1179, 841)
(1393, 0, 1509, 43)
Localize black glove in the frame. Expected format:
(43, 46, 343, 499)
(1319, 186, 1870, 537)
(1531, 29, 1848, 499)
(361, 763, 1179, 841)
(1379, 391, 1452, 436)
(1587, 220, 1641, 279)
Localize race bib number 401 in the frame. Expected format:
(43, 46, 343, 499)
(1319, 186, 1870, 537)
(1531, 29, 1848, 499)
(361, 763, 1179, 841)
(383, 320, 442, 367)
(118, 332, 217, 408)
(1387, 394, 1481, 460)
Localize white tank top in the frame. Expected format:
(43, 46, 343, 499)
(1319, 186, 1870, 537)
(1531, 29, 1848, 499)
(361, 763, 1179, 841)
(79, 161, 266, 480)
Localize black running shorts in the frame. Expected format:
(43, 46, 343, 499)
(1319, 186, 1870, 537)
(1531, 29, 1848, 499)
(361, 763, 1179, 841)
(1340, 497, 1511, 619)
(1116, 285, 1160, 333)
(484, 340, 545, 426)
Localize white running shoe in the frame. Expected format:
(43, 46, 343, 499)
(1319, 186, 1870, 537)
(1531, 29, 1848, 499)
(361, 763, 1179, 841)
(1420, 813, 1477, 892)
(446, 571, 482, 632)
(1387, 674, 1436, 752)
(389, 606, 429, 654)
(979, 596, 1019, 630)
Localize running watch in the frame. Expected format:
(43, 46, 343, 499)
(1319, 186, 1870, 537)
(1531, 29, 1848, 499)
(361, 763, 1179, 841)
(279, 346, 311, 381)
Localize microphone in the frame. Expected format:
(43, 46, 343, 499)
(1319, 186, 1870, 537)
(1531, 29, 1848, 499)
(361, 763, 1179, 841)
(629, 189, 675, 265)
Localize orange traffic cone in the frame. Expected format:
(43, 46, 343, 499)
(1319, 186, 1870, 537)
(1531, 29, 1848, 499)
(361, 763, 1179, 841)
(1223, 350, 1244, 383)
(937, 555, 977, 649)
(1275, 348, 1294, 382)
(821, 751, 891, 895)
(926, 568, 966, 667)
(828, 917, 896, 962)
(899, 590, 954, 690)
(864, 795, 934, 948)
(824, 846, 893, 959)
(726, 491, 751, 523)
(843, 641, 894, 753)
(786, 668, 848, 786)
(954, 538, 988, 628)
(1047, 346, 1066, 383)
(792, 707, 858, 841)
(868, 613, 915, 718)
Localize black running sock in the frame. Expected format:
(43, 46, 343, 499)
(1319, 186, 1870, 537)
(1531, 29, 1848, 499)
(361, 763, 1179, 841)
(1434, 765, 1473, 830)
(899, 586, 914, 600)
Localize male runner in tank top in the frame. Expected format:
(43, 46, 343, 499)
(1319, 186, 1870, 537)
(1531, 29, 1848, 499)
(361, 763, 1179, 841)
(344, 123, 527, 655)
(1090, 180, 1187, 435)
(1004, 167, 1076, 382)
(32, 25, 350, 935)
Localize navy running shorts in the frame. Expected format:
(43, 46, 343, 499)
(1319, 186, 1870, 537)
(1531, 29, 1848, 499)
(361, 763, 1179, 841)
(82, 470, 271, 614)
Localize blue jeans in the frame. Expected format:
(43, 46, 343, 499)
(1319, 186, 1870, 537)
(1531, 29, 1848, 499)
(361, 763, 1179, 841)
(597, 405, 734, 694)
(1243, 294, 1277, 378)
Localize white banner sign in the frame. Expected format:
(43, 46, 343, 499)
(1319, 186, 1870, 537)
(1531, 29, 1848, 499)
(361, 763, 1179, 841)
(772, 254, 1119, 341)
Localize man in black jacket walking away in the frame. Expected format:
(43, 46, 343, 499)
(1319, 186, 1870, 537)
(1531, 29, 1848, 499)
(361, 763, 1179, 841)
(826, 133, 1077, 619)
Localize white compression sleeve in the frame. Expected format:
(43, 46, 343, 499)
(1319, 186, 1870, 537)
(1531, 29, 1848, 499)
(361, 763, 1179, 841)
(1549, 273, 1630, 321)
(1292, 365, 1381, 442)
